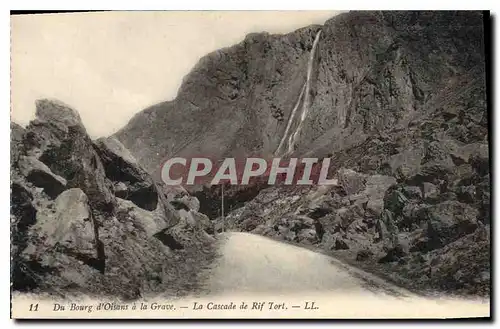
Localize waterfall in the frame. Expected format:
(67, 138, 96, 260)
(275, 30, 322, 157)
(275, 83, 306, 156)
(289, 30, 322, 154)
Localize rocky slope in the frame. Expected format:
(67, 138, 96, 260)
(10, 100, 216, 300)
(220, 152, 490, 297)
(114, 11, 489, 297)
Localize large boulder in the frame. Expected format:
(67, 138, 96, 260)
(18, 156, 67, 199)
(94, 137, 159, 211)
(23, 99, 84, 158)
(29, 100, 114, 215)
(114, 198, 172, 238)
(387, 144, 425, 181)
(31, 188, 96, 259)
(475, 175, 490, 224)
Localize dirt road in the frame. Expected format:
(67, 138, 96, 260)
(200, 232, 490, 318)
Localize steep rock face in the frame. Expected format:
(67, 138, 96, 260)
(10, 100, 216, 299)
(118, 11, 489, 297)
(115, 11, 485, 180)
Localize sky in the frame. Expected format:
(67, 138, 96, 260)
(11, 11, 342, 138)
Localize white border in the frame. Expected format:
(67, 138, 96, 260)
(2, 1, 498, 328)
(2, 0, 499, 10)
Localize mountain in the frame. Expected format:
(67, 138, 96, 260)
(115, 10, 490, 297)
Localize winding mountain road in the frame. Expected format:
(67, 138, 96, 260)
(199, 232, 490, 318)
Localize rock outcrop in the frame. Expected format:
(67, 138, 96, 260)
(115, 11, 486, 179)
(219, 143, 489, 296)
(10, 100, 216, 299)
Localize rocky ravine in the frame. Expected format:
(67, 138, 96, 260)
(115, 11, 490, 297)
(11, 100, 216, 300)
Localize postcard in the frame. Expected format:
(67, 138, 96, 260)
(10, 10, 491, 319)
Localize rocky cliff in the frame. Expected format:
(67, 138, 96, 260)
(115, 10, 490, 297)
(115, 11, 486, 176)
(12, 10, 490, 299)
(10, 100, 216, 300)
